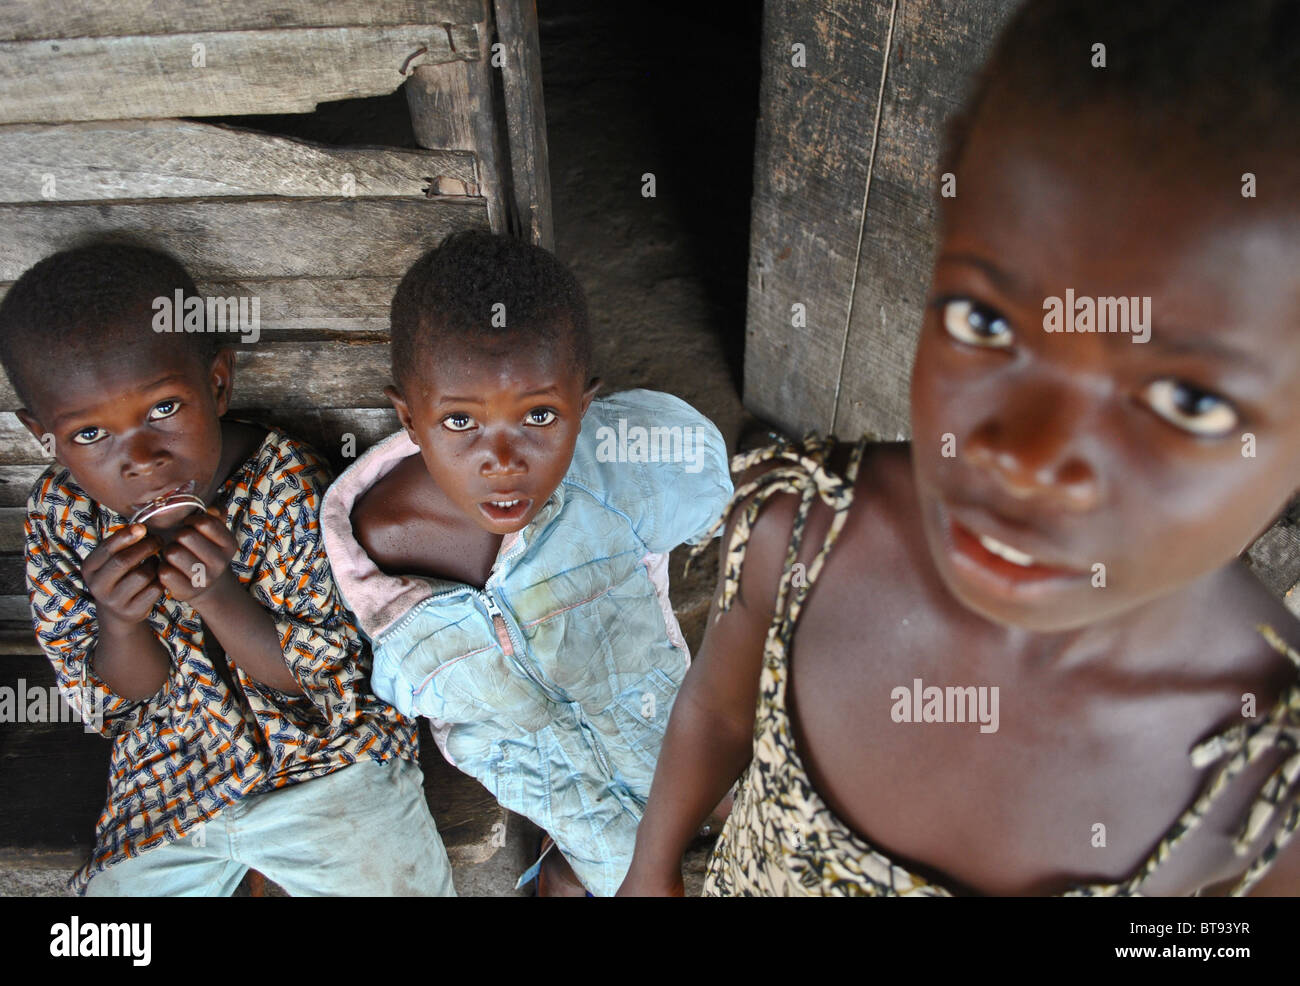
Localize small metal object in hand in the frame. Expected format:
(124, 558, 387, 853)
(127, 484, 206, 528)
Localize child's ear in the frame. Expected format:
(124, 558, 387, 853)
(580, 376, 602, 416)
(384, 384, 421, 447)
(15, 408, 62, 465)
(208, 349, 236, 416)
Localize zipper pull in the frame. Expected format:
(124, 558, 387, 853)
(484, 593, 515, 657)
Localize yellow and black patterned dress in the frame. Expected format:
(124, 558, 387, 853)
(694, 435, 1300, 897)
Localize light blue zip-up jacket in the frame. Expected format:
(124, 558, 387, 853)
(320, 390, 732, 895)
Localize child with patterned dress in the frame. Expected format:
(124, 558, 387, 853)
(622, 0, 1300, 896)
(3, 245, 453, 895)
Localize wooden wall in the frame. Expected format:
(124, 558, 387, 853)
(745, 0, 1015, 440)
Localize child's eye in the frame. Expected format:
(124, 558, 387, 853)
(940, 298, 1013, 348)
(526, 408, 557, 426)
(71, 426, 106, 446)
(442, 413, 476, 432)
(1141, 379, 1238, 436)
(149, 400, 180, 420)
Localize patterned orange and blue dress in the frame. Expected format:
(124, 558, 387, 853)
(24, 429, 418, 894)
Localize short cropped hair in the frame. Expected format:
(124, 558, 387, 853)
(389, 229, 592, 390)
(941, 0, 1300, 176)
(0, 244, 220, 409)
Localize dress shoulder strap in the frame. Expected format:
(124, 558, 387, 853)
(1187, 625, 1300, 895)
(1068, 624, 1300, 897)
(689, 433, 867, 660)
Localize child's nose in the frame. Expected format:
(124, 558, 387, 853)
(480, 432, 526, 477)
(963, 384, 1100, 511)
(121, 432, 170, 476)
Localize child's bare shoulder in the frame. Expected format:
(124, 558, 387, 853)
(349, 454, 436, 576)
(1208, 560, 1300, 692)
(727, 439, 907, 600)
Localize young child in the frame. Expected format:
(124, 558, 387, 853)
(3, 245, 454, 896)
(320, 230, 732, 896)
(621, 0, 1300, 896)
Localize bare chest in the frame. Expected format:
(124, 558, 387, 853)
(780, 534, 1265, 894)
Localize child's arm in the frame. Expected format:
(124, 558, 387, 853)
(27, 506, 169, 736)
(80, 524, 171, 699)
(175, 444, 372, 749)
(620, 481, 798, 895)
(158, 508, 303, 694)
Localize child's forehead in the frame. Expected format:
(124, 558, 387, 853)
(36, 337, 208, 419)
(422, 338, 581, 394)
(941, 107, 1300, 337)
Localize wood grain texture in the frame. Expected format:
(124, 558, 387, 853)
(494, 0, 554, 249)
(0, 120, 477, 203)
(833, 0, 1016, 440)
(405, 0, 508, 231)
(0, 197, 488, 281)
(0, 508, 25, 552)
(0, 276, 402, 333)
(743, 0, 893, 437)
(0, 416, 48, 465)
(0, 1, 487, 41)
(1247, 500, 1300, 600)
(0, 466, 45, 506)
(0, 24, 479, 124)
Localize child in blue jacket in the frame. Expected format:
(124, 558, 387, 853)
(321, 230, 732, 895)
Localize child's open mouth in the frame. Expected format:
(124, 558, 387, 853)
(945, 512, 1087, 593)
(479, 494, 533, 524)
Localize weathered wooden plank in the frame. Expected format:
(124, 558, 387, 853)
(193, 279, 400, 332)
(0, 197, 489, 282)
(0, 631, 39, 654)
(494, 0, 554, 249)
(0, 466, 46, 506)
(0, 508, 25, 552)
(0, 24, 479, 124)
(833, 0, 1017, 440)
(407, 0, 508, 231)
(0, 120, 478, 203)
(0, 1, 487, 42)
(743, 0, 894, 437)
(0, 416, 52, 465)
(225, 341, 396, 411)
(1247, 499, 1300, 599)
(0, 554, 22, 593)
(232, 408, 402, 471)
(0, 277, 401, 333)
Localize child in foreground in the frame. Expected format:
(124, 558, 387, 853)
(4, 245, 453, 895)
(320, 230, 732, 896)
(622, 0, 1300, 896)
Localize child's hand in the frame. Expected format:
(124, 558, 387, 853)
(157, 507, 238, 605)
(616, 867, 685, 897)
(82, 524, 164, 625)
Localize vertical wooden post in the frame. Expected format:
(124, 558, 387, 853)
(493, 0, 554, 250)
(405, 1, 509, 233)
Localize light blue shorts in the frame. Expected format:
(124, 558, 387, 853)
(84, 757, 455, 896)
